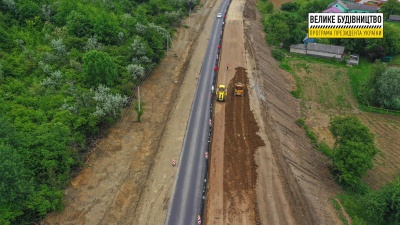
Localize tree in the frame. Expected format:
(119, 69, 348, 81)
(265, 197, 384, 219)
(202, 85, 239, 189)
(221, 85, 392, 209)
(281, 2, 299, 12)
(127, 64, 145, 80)
(90, 9, 120, 45)
(361, 61, 387, 106)
(367, 45, 386, 62)
(265, 13, 290, 45)
(66, 10, 93, 38)
(361, 179, 400, 224)
(0, 144, 34, 224)
(376, 67, 400, 110)
(83, 50, 118, 87)
(330, 116, 378, 191)
(92, 85, 128, 118)
(380, 0, 400, 19)
(362, 64, 400, 110)
(16, 0, 42, 23)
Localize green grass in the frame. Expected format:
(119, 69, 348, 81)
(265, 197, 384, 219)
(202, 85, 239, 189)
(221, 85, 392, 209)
(330, 198, 350, 225)
(347, 57, 372, 103)
(280, 57, 303, 98)
(337, 194, 370, 225)
(389, 54, 400, 66)
(385, 21, 400, 31)
(295, 118, 333, 158)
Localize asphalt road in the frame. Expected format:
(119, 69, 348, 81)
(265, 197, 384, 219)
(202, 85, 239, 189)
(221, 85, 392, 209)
(165, 1, 230, 225)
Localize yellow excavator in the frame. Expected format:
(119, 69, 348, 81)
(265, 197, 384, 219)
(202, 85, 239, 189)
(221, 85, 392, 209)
(234, 82, 245, 96)
(216, 84, 227, 102)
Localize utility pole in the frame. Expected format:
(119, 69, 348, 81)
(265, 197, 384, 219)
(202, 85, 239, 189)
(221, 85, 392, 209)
(138, 86, 141, 112)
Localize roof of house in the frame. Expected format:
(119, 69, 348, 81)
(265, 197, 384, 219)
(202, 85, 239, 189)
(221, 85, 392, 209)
(328, 0, 348, 9)
(346, 3, 378, 11)
(306, 43, 345, 54)
(389, 15, 400, 21)
(323, 6, 343, 13)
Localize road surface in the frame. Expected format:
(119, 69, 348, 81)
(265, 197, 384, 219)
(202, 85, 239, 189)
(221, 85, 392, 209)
(165, 1, 230, 224)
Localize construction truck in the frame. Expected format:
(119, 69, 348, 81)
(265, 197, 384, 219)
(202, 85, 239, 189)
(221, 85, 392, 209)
(233, 82, 245, 96)
(215, 84, 227, 102)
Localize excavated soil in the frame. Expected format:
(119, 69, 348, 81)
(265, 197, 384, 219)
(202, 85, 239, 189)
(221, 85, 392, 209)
(223, 67, 264, 225)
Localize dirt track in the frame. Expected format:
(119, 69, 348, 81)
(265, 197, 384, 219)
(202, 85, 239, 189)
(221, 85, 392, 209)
(224, 67, 264, 224)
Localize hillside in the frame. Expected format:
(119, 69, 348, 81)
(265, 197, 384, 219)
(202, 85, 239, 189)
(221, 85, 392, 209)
(0, 0, 196, 223)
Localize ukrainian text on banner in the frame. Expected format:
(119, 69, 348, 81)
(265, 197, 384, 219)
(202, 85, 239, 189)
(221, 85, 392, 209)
(308, 13, 383, 38)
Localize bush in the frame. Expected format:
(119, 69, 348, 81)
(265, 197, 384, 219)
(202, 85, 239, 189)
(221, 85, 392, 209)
(330, 116, 378, 192)
(281, 2, 299, 11)
(272, 49, 285, 61)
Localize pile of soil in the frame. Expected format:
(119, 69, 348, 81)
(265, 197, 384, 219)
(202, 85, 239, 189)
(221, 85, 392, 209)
(224, 67, 264, 223)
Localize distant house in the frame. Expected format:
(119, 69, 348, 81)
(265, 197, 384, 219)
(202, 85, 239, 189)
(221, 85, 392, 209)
(328, 0, 348, 12)
(290, 43, 345, 60)
(388, 15, 400, 22)
(347, 54, 359, 65)
(327, 0, 379, 13)
(323, 6, 343, 13)
(346, 3, 379, 13)
(303, 34, 316, 44)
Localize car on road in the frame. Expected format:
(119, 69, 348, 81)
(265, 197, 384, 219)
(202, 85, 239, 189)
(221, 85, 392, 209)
(217, 13, 222, 18)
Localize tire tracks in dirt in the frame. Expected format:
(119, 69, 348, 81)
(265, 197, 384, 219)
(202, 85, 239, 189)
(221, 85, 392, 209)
(243, 0, 342, 224)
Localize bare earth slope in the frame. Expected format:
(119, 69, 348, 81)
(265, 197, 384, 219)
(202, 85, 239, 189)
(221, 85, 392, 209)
(243, 0, 342, 224)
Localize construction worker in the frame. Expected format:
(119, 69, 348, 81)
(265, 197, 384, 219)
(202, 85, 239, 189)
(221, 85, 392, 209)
(227, 63, 229, 70)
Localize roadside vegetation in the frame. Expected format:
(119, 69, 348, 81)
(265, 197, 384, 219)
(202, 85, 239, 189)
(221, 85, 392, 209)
(258, 0, 400, 223)
(0, 0, 198, 224)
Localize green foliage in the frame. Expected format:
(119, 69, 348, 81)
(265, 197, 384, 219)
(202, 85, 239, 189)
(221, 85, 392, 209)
(263, 11, 305, 46)
(66, 10, 93, 38)
(370, 179, 400, 224)
(0, 0, 198, 223)
(16, 0, 42, 23)
(376, 67, 400, 110)
(0, 144, 34, 224)
(297, 0, 333, 18)
(271, 48, 285, 61)
(330, 24, 400, 60)
(296, 118, 333, 158)
(134, 101, 145, 122)
(83, 50, 118, 87)
(330, 116, 378, 192)
(340, 179, 400, 225)
(380, 0, 400, 19)
(361, 62, 400, 110)
(281, 2, 299, 12)
(257, 0, 273, 14)
(89, 10, 120, 45)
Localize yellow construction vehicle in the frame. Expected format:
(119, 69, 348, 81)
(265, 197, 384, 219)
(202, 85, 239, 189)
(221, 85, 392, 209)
(215, 84, 227, 102)
(234, 82, 245, 96)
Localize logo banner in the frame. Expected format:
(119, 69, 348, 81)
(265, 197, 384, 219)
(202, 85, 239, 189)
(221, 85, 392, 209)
(308, 13, 383, 38)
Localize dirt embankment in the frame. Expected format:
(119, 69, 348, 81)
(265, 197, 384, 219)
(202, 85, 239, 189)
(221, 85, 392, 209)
(243, 0, 342, 224)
